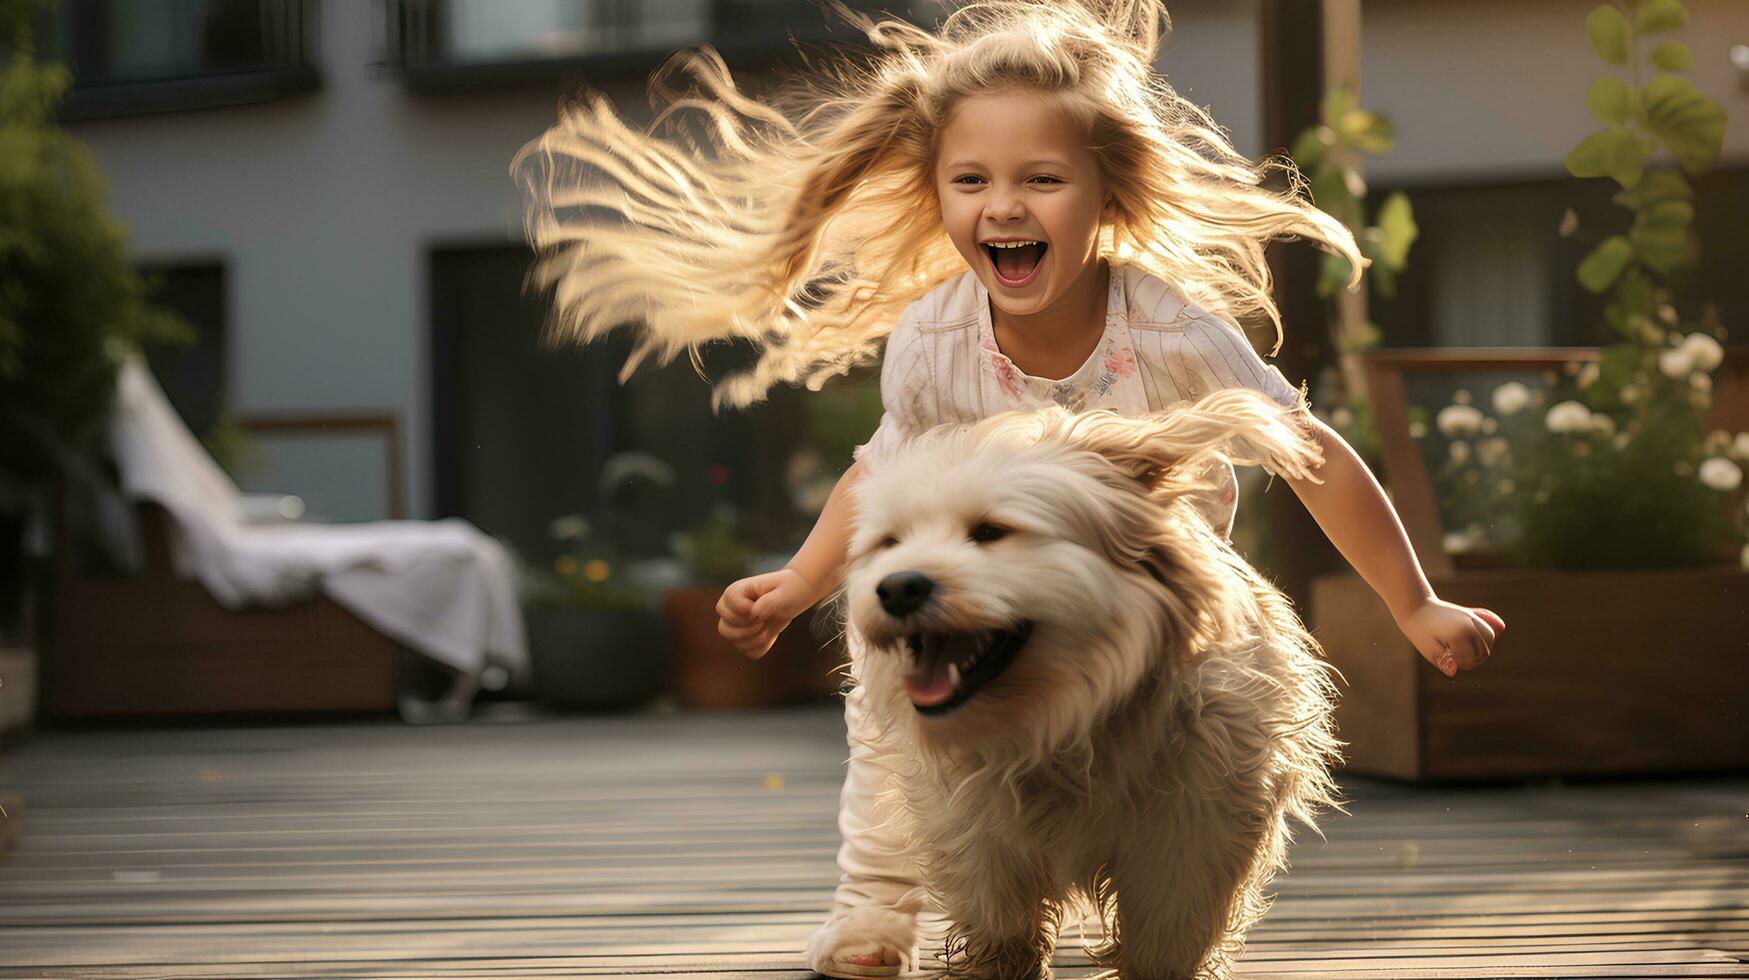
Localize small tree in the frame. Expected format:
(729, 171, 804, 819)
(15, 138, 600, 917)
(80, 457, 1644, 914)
(0, 0, 187, 635)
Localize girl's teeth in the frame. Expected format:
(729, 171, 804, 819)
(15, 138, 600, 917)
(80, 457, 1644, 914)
(947, 662, 961, 689)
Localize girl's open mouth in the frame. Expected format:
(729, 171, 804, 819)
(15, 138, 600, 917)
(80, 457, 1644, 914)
(983, 241, 1047, 289)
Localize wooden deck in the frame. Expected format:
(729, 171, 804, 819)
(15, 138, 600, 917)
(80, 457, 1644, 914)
(0, 704, 1745, 978)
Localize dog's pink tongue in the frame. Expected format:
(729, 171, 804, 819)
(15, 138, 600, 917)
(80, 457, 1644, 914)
(905, 660, 957, 707)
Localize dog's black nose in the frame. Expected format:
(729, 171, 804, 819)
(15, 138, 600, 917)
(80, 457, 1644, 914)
(876, 571, 935, 617)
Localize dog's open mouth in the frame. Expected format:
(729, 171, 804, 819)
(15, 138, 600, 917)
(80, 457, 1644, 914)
(903, 622, 1034, 715)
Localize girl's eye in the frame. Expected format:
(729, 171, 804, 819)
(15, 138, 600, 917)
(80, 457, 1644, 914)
(1030, 175, 1063, 184)
(969, 522, 1008, 544)
(951, 175, 984, 185)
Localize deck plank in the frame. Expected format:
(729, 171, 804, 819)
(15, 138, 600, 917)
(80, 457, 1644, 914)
(0, 705, 1745, 977)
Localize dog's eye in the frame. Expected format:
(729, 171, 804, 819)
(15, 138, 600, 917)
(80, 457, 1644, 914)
(969, 522, 1008, 543)
(879, 535, 899, 550)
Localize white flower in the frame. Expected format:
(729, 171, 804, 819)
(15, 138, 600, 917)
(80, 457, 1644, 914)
(1545, 400, 1593, 434)
(1699, 456, 1743, 492)
(1621, 384, 1642, 404)
(1576, 363, 1600, 389)
(1589, 414, 1617, 438)
(1659, 347, 1694, 379)
(1732, 432, 1749, 462)
(1657, 304, 1679, 326)
(1491, 381, 1531, 416)
(1449, 441, 1471, 464)
(1612, 432, 1632, 451)
(1443, 532, 1472, 555)
(1408, 420, 1428, 439)
(1453, 388, 1472, 406)
(1679, 332, 1725, 372)
(1477, 437, 1510, 467)
(1331, 406, 1354, 429)
(1692, 372, 1713, 393)
(1437, 404, 1485, 437)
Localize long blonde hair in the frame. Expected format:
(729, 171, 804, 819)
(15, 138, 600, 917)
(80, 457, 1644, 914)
(512, 0, 1364, 409)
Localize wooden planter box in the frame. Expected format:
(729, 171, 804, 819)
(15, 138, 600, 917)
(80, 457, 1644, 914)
(663, 586, 845, 710)
(1314, 348, 1749, 782)
(1314, 566, 1749, 782)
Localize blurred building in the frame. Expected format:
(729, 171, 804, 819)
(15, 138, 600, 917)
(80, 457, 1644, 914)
(47, 0, 1749, 568)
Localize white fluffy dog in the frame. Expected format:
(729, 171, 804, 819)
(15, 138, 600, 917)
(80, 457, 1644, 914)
(839, 389, 1346, 979)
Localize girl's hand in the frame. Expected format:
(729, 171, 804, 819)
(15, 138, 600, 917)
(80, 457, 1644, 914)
(716, 568, 817, 659)
(1395, 598, 1505, 678)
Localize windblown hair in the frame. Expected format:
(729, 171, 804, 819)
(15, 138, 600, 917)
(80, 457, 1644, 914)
(513, 0, 1365, 408)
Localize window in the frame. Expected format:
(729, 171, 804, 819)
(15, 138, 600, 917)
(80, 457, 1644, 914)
(387, 0, 946, 92)
(137, 261, 228, 440)
(1369, 166, 1749, 350)
(44, 0, 318, 119)
(427, 244, 828, 568)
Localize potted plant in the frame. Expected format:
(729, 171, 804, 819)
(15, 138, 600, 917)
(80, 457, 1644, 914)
(520, 453, 676, 711)
(1309, 0, 1745, 782)
(520, 515, 672, 711)
(661, 456, 848, 710)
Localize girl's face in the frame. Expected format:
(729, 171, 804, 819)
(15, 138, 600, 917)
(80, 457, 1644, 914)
(933, 90, 1111, 317)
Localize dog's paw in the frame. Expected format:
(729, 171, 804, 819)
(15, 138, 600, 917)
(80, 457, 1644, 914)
(807, 907, 917, 977)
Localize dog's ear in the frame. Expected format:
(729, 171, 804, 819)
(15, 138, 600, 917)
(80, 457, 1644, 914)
(1063, 389, 1325, 490)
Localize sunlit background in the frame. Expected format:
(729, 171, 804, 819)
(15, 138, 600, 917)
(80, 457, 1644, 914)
(1, 0, 1746, 974)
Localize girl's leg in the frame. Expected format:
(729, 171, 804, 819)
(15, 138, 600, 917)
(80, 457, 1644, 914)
(807, 681, 925, 977)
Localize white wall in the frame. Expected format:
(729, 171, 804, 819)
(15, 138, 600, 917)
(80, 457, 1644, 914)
(1362, 0, 1748, 184)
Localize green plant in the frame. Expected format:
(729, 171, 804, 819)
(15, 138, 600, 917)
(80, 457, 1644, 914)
(1289, 82, 1420, 467)
(0, 0, 189, 486)
(527, 514, 649, 612)
(1417, 0, 1739, 571)
(671, 502, 755, 588)
(0, 0, 189, 636)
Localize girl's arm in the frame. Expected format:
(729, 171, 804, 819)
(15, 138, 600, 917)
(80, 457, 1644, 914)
(1282, 415, 1505, 676)
(716, 459, 866, 659)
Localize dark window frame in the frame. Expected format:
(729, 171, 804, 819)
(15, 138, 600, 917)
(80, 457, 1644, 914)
(41, 0, 321, 121)
(382, 0, 930, 94)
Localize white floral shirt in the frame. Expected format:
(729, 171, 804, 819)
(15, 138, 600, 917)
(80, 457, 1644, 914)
(855, 260, 1306, 532)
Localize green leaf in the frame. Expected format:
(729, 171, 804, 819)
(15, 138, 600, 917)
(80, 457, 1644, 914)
(1585, 4, 1632, 64)
(1566, 128, 1646, 187)
(1566, 130, 1615, 177)
(1343, 110, 1397, 155)
(1635, 198, 1694, 232)
(1577, 235, 1634, 293)
(1634, 0, 1686, 32)
(1321, 83, 1355, 132)
(1629, 199, 1695, 272)
(1642, 75, 1726, 174)
(1316, 249, 1355, 299)
(1649, 41, 1694, 71)
(1336, 320, 1383, 355)
(1373, 191, 1418, 270)
(1602, 267, 1655, 336)
(1611, 168, 1692, 209)
(1290, 125, 1332, 169)
(1586, 77, 1634, 126)
(1309, 165, 1355, 224)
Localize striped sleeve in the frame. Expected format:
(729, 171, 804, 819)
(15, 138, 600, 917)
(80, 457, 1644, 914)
(1178, 314, 1306, 410)
(853, 306, 936, 467)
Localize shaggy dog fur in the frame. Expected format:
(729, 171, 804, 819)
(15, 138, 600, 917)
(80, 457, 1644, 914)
(839, 389, 1347, 979)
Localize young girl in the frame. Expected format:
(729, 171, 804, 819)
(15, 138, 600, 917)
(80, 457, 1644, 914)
(515, 2, 1504, 974)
